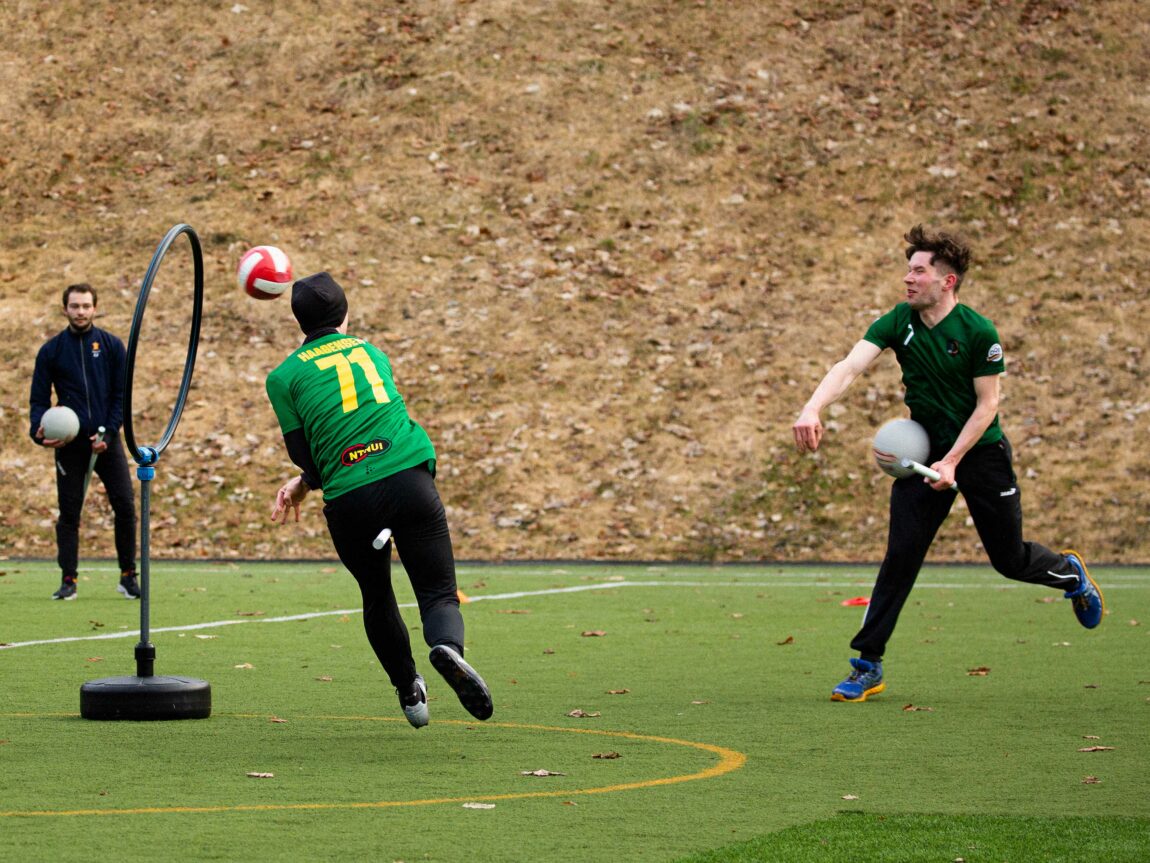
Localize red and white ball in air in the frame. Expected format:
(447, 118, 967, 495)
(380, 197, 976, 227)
(237, 246, 293, 300)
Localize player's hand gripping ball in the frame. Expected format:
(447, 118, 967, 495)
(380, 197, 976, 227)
(40, 405, 81, 443)
(237, 246, 293, 300)
(872, 418, 931, 478)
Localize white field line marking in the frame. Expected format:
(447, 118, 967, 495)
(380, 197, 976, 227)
(2, 574, 1144, 652)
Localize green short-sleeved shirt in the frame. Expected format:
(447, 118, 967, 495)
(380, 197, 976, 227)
(265, 333, 436, 500)
(863, 303, 1005, 452)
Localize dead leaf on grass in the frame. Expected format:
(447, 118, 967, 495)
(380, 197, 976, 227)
(592, 752, 621, 759)
(269, 717, 288, 724)
(315, 675, 333, 682)
(194, 635, 218, 640)
(86, 657, 103, 663)
(1078, 746, 1115, 752)
(234, 663, 254, 669)
(581, 630, 607, 637)
(543, 648, 555, 654)
(1082, 735, 1101, 740)
(1082, 776, 1102, 784)
(691, 700, 711, 705)
(967, 667, 991, 676)
(902, 704, 934, 712)
(776, 635, 794, 645)
(521, 769, 566, 777)
(246, 772, 274, 779)
(842, 794, 859, 800)
(566, 709, 601, 718)
(606, 688, 630, 695)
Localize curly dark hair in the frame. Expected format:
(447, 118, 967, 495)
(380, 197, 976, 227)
(904, 225, 972, 292)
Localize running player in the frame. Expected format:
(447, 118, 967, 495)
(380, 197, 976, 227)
(267, 272, 492, 727)
(792, 225, 1104, 702)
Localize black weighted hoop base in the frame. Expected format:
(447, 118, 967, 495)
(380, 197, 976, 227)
(80, 675, 211, 721)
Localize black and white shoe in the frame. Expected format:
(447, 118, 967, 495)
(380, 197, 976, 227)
(429, 645, 493, 721)
(397, 674, 429, 728)
(117, 573, 141, 599)
(52, 581, 77, 601)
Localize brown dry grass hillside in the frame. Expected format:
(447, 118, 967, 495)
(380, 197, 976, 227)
(1, 1, 1146, 564)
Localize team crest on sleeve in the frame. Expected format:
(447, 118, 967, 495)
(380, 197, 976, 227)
(986, 343, 1003, 362)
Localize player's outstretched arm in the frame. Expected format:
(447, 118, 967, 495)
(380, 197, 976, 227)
(793, 340, 882, 453)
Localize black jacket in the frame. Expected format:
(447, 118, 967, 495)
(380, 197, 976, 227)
(30, 325, 127, 443)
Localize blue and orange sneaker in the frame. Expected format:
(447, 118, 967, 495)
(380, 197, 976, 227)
(831, 658, 884, 702)
(1062, 550, 1104, 629)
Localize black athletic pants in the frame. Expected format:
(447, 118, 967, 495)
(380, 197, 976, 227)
(323, 465, 464, 691)
(54, 432, 136, 581)
(852, 437, 1079, 662)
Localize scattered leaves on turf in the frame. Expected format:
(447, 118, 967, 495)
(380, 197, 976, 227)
(777, 635, 794, 645)
(1082, 776, 1102, 784)
(592, 752, 621, 759)
(246, 772, 274, 778)
(606, 688, 630, 695)
(521, 769, 566, 777)
(1078, 746, 1115, 752)
(967, 666, 991, 676)
(581, 630, 607, 637)
(566, 709, 601, 718)
(902, 704, 934, 712)
(234, 663, 254, 669)
(463, 802, 496, 809)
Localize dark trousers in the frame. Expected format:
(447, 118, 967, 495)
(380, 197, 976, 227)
(852, 437, 1078, 661)
(54, 432, 136, 581)
(323, 465, 464, 690)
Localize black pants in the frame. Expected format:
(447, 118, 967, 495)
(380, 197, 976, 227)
(323, 465, 464, 690)
(54, 432, 136, 581)
(852, 437, 1078, 662)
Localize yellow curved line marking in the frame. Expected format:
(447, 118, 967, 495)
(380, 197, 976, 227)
(0, 715, 746, 818)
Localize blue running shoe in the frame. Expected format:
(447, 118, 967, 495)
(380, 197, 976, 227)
(831, 658, 884, 702)
(1062, 550, 1104, 629)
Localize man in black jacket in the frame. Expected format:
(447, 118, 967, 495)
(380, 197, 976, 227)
(30, 283, 139, 601)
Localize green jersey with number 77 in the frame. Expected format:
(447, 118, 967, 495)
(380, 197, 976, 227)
(265, 333, 436, 500)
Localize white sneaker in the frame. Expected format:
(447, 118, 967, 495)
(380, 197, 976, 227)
(398, 674, 429, 728)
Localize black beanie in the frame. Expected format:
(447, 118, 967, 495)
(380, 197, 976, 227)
(291, 272, 348, 334)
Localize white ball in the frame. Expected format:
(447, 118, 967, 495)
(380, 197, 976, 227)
(41, 406, 81, 443)
(237, 245, 293, 300)
(872, 418, 930, 478)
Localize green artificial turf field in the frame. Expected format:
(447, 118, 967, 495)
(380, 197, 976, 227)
(1, 559, 1147, 862)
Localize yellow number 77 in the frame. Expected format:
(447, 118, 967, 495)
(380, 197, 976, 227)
(314, 346, 391, 413)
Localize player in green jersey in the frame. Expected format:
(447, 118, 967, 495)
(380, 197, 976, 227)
(792, 225, 1104, 703)
(267, 272, 492, 727)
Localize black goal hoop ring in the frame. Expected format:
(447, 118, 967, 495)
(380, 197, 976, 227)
(122, 223, 204, 464)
